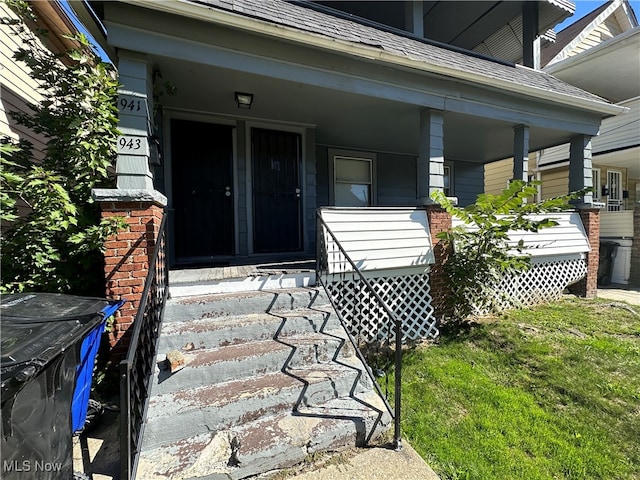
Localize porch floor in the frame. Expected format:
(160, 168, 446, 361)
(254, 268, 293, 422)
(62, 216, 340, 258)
(169, 255, 316, 297)
(170, 256, 314, 282)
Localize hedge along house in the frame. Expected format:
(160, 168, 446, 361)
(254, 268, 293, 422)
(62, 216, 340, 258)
(78, 0, 626, 350)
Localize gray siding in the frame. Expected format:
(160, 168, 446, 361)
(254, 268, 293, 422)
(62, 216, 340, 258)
(453, 161, 484, 206)
(315, 146, 330, 207)
(377, 153, 417, 206)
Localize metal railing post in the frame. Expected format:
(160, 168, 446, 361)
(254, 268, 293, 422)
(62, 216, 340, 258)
(316, 210, 403, 450)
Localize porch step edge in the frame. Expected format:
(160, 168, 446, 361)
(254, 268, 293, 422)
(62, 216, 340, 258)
(142, 363, 373, 450)
(169, 272, 316, 297)
(137, 392, 391, 480)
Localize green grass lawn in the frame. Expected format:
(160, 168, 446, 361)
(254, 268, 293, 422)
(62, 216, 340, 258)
(394, 296, 640, 480)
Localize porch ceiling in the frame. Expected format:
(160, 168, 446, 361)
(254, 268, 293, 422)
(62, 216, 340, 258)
(155, 55, 573, 163)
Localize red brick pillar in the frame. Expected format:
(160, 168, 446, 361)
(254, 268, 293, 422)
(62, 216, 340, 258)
(630, 207, 640, 287)
(425, 205, 452, 320)
(570, 208, 600, 298)
(99, 200, 164, 361)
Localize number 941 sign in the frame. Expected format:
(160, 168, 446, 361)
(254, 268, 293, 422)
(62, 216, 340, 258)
(117, 135, 149, 155)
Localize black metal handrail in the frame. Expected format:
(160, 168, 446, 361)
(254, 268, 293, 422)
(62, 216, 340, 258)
(120, 211, 168, 480)
(316, 211, 403, 450)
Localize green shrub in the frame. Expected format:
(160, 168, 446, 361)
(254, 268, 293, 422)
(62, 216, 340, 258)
(431, 181, 580, 322)
(1, 1, 124, 295)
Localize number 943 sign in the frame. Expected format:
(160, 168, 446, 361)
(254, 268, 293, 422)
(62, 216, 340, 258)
(117, 135, 149, 155)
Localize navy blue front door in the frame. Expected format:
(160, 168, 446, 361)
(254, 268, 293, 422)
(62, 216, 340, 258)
(172, 119, 234, 260)
(251, 128, 302, 253)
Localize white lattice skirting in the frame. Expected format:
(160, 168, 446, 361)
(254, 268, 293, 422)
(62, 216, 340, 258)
(493, 257, 587, 310)
(325, 273, 438, 343)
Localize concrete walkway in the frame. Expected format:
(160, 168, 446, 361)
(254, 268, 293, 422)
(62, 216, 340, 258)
(290, 443, 440, 480)
(597, 284, 640, 306)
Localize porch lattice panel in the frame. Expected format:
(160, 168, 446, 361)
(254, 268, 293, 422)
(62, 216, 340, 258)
(324, 273, 438, 343)
(491, 257, 587, 311)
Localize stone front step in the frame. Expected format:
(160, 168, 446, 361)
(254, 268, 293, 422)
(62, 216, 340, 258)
(137, 392, 389, 480)
(163, 288, 330, 323)
(153, 333, 355, 397)
(139, 287, 390, 480)
(157, 308, 343, 353)
(142, 362, 374, 450)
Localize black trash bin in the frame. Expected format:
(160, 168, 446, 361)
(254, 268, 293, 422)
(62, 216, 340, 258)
(1, 293, 124, 480)
(597, 241, 619, 286)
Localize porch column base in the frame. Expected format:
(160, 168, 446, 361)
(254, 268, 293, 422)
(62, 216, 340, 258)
(92, 188, 167, 361)
(425, 205, 452, 320)
(569, 208, 599, 299)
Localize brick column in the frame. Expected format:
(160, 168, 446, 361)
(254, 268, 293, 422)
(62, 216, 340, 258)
(570, 208, 600, 298)
(425, 205, 452, 320)
(93, 189, 167, 361)
(630, 207, 640, 287)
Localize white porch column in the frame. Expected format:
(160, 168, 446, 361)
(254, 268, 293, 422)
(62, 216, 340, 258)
(115, 50, 155, 190)
(417, 108, 445, 204)
(513, 125, 529, 182)
(404, 1, 424, 37)
(568, 134, 594, 208)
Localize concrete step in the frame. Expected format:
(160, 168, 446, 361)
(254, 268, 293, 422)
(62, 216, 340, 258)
(139, 286, 391, 479)
(142, 361, 374, 450)
(157, 308, 343, 353)
(164, 288, 330, 323)
(136, 392, 391, 480)
(152, 334, 355, 397)
(169, 272, 317, 298)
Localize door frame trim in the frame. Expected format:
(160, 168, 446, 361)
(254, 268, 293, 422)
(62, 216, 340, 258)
(245, 121, 307, 255)
(163, 109, 239, 263)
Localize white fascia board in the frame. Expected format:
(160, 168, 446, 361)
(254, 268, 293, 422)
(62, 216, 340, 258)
(124, 0, 623, 117)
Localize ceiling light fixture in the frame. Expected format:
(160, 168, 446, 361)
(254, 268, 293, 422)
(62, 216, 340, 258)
(234, 91, 253, 109)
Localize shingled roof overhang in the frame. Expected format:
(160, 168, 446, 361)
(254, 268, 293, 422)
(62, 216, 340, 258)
(124, 0, 623, 118)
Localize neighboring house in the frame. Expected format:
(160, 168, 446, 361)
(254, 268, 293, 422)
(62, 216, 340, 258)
(0, 1, 82, 226)
(485, 0, 640, 284)
(0, 1, 85, 158)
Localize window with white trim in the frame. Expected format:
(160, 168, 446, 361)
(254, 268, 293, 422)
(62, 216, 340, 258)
(334, 156, 373, 207)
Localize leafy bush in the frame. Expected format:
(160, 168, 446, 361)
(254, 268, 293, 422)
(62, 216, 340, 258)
(431, 181, 579, 321)
(1, 1, 124, 295)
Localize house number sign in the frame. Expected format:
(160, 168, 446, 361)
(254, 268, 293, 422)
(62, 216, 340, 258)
(117, 94, 146, 117)
(117, 135, 149, 155)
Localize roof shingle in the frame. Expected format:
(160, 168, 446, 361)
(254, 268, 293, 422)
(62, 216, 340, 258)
(192, 0, 610, 105)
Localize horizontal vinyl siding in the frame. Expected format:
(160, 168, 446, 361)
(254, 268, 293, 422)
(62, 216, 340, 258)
(315, 145, 330, 207)
(600, 210, 634, 237)
(1, 3, 47, 159)
(454, 161, 484, 206)
(570, 18, 622, 57)
(595, 98, 640, 153)
(377, 153, 416, 205)
(453, 212, 591, 257)
(485, 158, 513, 195)
(540, 168, 569, 199)
(320, 208, 434, 274)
